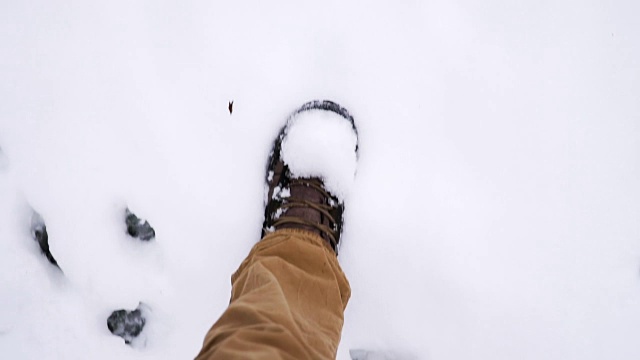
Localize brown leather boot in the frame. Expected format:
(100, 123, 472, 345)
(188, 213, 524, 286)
(261, 100, 359, 254)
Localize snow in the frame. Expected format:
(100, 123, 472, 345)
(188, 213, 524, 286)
(1, 1, 640, 359)
(282, 109, 358, 200)
(0, 147, 8, 171)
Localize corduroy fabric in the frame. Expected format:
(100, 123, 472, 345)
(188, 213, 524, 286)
(196, 229, 351, 360)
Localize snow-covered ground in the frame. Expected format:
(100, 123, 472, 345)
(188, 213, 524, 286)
(1, 0, 639, 359)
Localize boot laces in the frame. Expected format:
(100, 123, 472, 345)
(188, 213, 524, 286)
(269, 178, 339, 250)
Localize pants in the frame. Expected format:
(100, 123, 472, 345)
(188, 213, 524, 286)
(196, 229, 351, 360)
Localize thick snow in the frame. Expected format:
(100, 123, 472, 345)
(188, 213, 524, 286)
(282, 109, 358, 200)
(1, 1, 640, 359)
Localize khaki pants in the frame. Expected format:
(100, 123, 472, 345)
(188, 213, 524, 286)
(196, 229, 351, 360)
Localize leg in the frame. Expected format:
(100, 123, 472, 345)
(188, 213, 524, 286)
(195, 229, 350, 360)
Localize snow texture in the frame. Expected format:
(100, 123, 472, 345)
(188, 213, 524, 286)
(1, 1, 640, 360)
(350, 349, 416, 360)
(282, 109, 358, 201)
(0, 147, 8, 171)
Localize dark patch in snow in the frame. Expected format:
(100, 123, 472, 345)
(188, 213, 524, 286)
(107, 303, 147, 345)
(228, 100, 233, 114)
(30, 212, 61, 269)
(125, 208, 155, 241)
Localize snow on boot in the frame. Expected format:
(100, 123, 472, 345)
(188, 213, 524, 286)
(262, 100, 358, 254)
